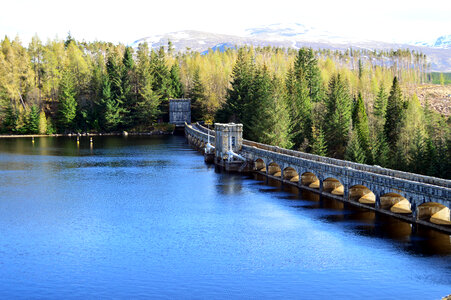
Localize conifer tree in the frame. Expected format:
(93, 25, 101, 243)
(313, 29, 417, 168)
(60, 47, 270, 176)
(26, 105, 39, 133)
(215, 48, 255, 128)
(324, 73, 352, 158)
(293, 48, 324, 103)
(169, 63, 183, 98)
(285, 68, 312, 149)
(345, 130, 366, 163)
(352, 93, 370, 162)
(136, 73, 161, 127)
(58, 70, 77, 131)
(105, 55, 125, 129)
(311, 126, 327, 156)
(373, 83, 388, 120)
(384, 76, 406, 147)
(189, 68, 205, 122)
(99, 75, 121, 131)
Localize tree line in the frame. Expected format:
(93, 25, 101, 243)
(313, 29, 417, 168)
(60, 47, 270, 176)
(0, 35, 449, 178)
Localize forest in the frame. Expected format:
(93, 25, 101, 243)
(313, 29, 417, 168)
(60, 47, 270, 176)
(0, 34, 449, 179)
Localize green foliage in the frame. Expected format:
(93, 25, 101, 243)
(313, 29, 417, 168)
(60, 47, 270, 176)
(384, 77, 406, 147)
(58, 70, 77, 130)
(189, 68, 205, 122)
(294, 48, 324, 103)
(324, 73, 352, 158)
(311, 126, 327, 156)
(345, 130, 366, 163)
(26, 105, 40, 134)
(169, 63, 183, 98)
(352, 93, 370, 162)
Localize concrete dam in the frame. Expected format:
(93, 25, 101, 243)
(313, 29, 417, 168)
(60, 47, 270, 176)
(185, 122, 451, 234)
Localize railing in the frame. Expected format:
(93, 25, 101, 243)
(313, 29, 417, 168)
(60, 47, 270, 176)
(193, 123, 450, 189)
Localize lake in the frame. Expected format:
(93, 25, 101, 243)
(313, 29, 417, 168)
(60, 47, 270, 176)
(0, 135, 450, 299)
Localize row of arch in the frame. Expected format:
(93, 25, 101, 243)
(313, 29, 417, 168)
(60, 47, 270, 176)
(254, 159, 451, 226)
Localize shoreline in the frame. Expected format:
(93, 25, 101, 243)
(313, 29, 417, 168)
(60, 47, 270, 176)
(0, 130, 174, 138)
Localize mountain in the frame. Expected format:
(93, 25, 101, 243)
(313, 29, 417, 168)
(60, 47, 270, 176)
(412, 35, 451, 49)
(131, 24, 451, 72)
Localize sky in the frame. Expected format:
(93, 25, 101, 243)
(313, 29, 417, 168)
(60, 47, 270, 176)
(1, 0, 450, 45)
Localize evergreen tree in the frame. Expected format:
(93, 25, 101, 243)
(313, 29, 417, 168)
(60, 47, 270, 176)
(26, 105, 39, 134)
(324, 73, 353, 158)
(99, 75, 121, 131)
(150, 47, 171, 120)
(384, 76, 406, 147)
(169, 63, 183, 98)
(105, 55, 125, 129)
(136, 73, 161, 127)
(345, 130, 366, 163)
(58, 70, 77, 131)
(311, 126, 327, 156)
(285, 68, 312, 149)
(372, 132, 390, 167)
(189, 68, 205, 122)
(373, 83, 388, 119)
(250, 69, 292, 148)
(121, 46, 135, 127)
(293, 48, 324, 103)
(215, 48, 255, 130)
(352, 93, 370, 162)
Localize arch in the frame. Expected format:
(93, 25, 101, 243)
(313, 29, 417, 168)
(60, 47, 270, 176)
(254, 158, 266, 172)
(283, 167, 299, 182)
(323, 177, 344, 196)
(301, 171, 320, 189)
(267, 162, 282, 177)
(349, 184, 375, 205)
(417, 202, 451, 225)
(380, 192, 412, 214)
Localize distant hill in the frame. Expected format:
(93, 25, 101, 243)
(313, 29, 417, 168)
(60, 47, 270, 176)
(131, 24, 451, 72)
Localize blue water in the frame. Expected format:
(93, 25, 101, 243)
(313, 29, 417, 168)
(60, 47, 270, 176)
(0, 135, 450, 299)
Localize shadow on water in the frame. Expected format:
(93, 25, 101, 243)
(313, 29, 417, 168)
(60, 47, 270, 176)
(240, 171, 451, 256)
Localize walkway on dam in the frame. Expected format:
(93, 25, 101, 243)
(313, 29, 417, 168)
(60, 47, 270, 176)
(186, 122, 451, 234)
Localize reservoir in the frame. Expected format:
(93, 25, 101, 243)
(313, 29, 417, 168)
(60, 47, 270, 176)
(0, 135, 450, 299)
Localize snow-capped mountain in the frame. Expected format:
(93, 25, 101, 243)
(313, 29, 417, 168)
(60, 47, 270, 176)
(411, 35, 451, 49)
(131, 24, 451, 72)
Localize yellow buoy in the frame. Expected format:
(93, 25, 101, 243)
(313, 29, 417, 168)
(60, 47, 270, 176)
(390, 199, 412, 214)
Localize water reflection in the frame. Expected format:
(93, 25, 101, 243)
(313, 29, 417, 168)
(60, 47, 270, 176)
(250, 172, 451, 256)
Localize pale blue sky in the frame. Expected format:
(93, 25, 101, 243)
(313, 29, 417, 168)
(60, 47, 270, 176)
(1, 0, 450, 45)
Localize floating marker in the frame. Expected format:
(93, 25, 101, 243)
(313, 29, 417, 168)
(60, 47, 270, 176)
(32, 137, 35, 143)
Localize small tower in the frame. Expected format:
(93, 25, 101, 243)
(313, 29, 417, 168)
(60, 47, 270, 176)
(214, 123, 243, 159)
(169, 99, 191, 126)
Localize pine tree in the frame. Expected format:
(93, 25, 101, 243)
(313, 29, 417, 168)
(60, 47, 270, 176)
(58, 70, 77, 131)
(324, 73, 352, 158)
(384, 76, 406, 148)
(345, 130, 366, 163)
(285, 68, 312, 149)
(99, 75, 121, 131)
(311, 126, 327, 156)
(121, 46, 135, 127)
(189, 68, 205, 122)
(150, 47, 171, 120)
(373, 83, 388, 120)
(215, 48, 255, 130)
(105, 55, 125, 129)
(169, 63, 183, 98)
(352, 93, 370, 162)
(136, 73, 161, 127)
(26, 105, 39, 134)
(372, 132, 390, 167)
(293, 48, 324, 103)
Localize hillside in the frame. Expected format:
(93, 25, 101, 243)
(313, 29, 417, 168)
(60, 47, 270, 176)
(132, 24, 451, 72)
